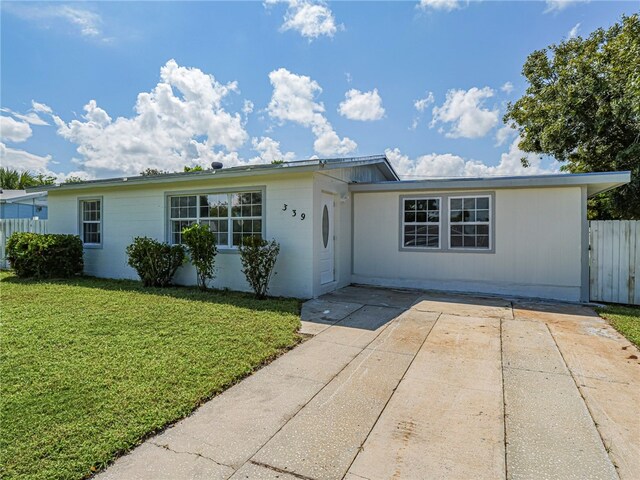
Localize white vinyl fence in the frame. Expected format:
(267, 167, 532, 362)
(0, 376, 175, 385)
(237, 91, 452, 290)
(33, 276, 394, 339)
(590, 220, 640, 305)
(0, 219, 48, 269)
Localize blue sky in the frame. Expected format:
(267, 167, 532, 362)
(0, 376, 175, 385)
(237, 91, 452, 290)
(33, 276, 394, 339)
(0, 0, 636, 180)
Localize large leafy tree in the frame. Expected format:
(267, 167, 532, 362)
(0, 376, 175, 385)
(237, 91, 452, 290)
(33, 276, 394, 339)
(505, 14, 639, 219)
(0, 168, 55, 190)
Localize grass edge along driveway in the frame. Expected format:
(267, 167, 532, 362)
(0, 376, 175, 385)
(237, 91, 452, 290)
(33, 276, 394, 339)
(596, 304, 640, 348)
(0, 273, 301, 480)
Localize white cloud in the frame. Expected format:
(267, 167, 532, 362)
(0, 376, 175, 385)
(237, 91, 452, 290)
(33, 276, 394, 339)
(544, 0, 586, 13)
(50, 59, 249, 177)
(495, 124, 518, 146)
(568, 22, 580, 38)
(243, 100, 254, 115)
(267, 67, 357, 156)
(414, 92, 435, 112)
(418, 0, 461, 12)
(32, 101, 53, 115)
(0, 116, 33, 143)
(0, 142, 52, 171)
(386, 137, 560, 179)
(281, 0, 340, 39)
(500, 82, 514, 94)
(431, 87, 499, 138)
(3, 3, 104, 38)
(0, 107, 49, 126)
(250, 136, 296, 164)
(338, 89, 385, 121)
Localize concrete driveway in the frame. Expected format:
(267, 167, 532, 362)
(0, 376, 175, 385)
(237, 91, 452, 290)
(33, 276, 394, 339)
(98, 286, 640, 480)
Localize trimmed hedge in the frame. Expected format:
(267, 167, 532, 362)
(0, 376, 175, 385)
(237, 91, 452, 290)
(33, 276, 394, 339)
(126, 236, 186, 287)
(6, 233, 84, 278)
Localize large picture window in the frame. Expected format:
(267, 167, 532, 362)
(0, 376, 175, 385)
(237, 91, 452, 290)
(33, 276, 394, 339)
(449, 196, 491, 249)
(79, 198, 102, 246)
(402, 197, 440, 248)
(169, 191, 263, 247)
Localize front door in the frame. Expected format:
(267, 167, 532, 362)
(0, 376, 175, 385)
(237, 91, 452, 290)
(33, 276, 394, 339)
(320, 193, 335, 284)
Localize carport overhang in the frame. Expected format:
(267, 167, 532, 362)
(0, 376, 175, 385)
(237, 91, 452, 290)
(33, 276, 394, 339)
(348, 171, 631, 197)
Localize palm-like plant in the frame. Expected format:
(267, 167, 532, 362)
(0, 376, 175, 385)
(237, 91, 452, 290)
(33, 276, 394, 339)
(0, 168, 55, 189)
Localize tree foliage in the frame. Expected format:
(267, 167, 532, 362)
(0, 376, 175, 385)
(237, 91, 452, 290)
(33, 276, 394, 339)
(181, 223, 218, 290)
(0, 168, 55, 190)
(504, 14, 640, 219)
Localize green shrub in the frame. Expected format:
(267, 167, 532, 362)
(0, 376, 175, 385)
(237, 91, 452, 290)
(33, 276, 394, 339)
(182, 223, 218, 290)
(126, 237, 186, 287)
(238, 236, 280, 299)
(6, 233, 83, 278)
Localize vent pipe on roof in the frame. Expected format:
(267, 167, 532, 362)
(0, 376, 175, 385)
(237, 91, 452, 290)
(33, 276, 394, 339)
(211, 161, 223, 170)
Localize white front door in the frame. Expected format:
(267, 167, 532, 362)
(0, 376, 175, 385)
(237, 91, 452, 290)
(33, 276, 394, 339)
(320, 192, 335, 285)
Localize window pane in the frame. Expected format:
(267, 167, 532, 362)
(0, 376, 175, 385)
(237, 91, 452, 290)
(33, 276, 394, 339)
(427, 225, 439, 235)
(416, 199, 427, 211)
(404, 225, 416, 235)
(427, 199, 439, 210)
(415, 236, 427, 246)
(463, 236, 476, 247)
(477, 197, 489, 209)
(251, 205, 262, 216)
(428, 211, 439, 222)
(404, 199, 416, 211)
(464, 225, 476, 235)
(477, 235, 489, 248)
(416, 225, 427, 235)
(477, 225, 489, 235)
(476, 209, 490, 222)
(463, 198, 476, 209)
(463, 210, 476, 222)
(405, 212, 416, 223)
(451, 225, 463, 235)
(251, 192, 262, 204)
(416, 212, 427, 223)
(450, 235, 463, 247)
(450, 198, 462, 210)
(428, 236, 439, 247)
(450, 210, 462, 222)
(404, 235, 415, 247)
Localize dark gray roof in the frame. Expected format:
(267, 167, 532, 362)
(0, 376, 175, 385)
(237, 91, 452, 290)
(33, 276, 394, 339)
(28, 155, 400, 192)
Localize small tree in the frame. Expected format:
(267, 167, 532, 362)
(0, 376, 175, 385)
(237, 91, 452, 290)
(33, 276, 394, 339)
(182, 223, 218, 290)
(238, 236, 280, 299)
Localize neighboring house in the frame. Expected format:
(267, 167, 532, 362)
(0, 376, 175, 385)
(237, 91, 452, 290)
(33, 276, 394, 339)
(0, 190, 48, 219)
(29, 155, 630, 302)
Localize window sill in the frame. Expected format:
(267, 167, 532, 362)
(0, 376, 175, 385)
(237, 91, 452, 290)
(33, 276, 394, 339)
(83, 243, 103, 250)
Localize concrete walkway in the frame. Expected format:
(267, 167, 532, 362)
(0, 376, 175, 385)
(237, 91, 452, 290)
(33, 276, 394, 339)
(97, 286, 640, 480)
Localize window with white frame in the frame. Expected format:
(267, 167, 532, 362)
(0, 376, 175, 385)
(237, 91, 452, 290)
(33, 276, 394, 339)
(169, 191, 262, 247)
(449, 196, 491, 249)
(402, 197, 440, 248)
(79, 199, 102, 245)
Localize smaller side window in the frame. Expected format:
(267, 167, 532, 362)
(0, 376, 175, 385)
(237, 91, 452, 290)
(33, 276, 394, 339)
(402, 197, 440, 249)
(80, 199, 102, 245)
(449, 196, 491, 249)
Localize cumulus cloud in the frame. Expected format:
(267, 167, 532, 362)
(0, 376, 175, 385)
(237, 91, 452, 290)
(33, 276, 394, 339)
(1, 106, 49, 126)
(414, 92, 435, 112)
(250, 136, 296, 164)
(49, 59, 249, 177)
(0, 142, 52, 171)
(280, 0, 340, 39)
(500, 82, 514, 94)
(32, 101, 53, 115)
(338, 89, 385, 121)
(418, 0, 462, 12)
(267, 68, 357, 156)
(0, 116, 33, 142)
(431, 87, 499, 138)
(568, 22, 580, 38)
(544, 0, 586, 13)
(495, 124, 518, 146)
(386, 137, 559, 179)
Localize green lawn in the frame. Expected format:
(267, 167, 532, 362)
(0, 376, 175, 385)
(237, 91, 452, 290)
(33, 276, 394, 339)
(597, 304, 640, 348)
(0, 272, 301, 480)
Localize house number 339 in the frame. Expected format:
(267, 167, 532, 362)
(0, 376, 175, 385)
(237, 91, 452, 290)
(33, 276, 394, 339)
(282, 204, 305, 220)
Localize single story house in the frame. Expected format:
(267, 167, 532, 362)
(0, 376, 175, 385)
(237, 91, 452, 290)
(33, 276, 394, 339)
(30, 155, 630, 302)
(0, 190, 48, 219)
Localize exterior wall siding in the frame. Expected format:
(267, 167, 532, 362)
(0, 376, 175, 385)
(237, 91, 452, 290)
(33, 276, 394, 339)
(352, 187, 584, 302)
(47, 173, 315, 298)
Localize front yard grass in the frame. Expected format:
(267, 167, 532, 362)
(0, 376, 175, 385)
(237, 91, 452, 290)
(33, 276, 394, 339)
(0, 272, 301, 480)
(596, 304, 640, 348)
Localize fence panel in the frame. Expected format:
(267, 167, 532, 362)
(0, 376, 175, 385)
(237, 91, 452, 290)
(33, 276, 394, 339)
(590, 220, 639, 305)
(0, 219, 49, 269)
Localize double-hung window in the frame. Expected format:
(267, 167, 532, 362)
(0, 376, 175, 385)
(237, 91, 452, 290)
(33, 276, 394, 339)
(449, 196, 491, 249)
(169, 191, 263, 247)
(402, 197, 440, 248)
(79, 198, 102, 246)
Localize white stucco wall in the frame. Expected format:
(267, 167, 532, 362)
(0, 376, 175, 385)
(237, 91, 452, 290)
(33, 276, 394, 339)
(352, 186, 585, 302)
(48, 172, 315, 298)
